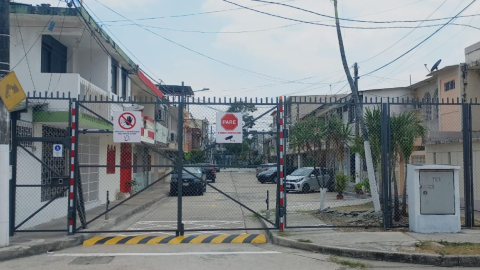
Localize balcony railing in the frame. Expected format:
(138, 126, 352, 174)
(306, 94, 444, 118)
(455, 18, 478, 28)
(79, 77, 111, 121)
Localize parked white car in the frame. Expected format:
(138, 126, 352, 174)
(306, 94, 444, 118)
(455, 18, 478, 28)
(284, 167, 332, 193)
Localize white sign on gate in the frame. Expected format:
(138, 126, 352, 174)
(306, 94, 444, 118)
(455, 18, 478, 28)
(113, 111, 142, 143)
(216, 112, 243, 144)
(53, 144, 63, 157)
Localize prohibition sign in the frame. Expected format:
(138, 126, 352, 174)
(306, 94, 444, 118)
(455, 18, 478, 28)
(118, 112, 137, 130)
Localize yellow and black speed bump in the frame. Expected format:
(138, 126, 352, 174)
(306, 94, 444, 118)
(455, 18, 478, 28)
(83, 234, 267, 246)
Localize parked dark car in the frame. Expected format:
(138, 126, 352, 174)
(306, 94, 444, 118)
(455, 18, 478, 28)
(257, 167, 277, 183)
(197, 163, 216, 182)
(256, 163, 276, 177)
(170, 167, 206, 196)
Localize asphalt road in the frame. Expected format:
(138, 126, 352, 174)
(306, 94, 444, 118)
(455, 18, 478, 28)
(108, 170, 373, 233)
(1, 243, 473, 270)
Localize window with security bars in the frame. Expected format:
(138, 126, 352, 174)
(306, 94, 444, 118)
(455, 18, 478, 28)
(411, 155, 426, 165)
(16, 120, 33, 148)
(444, 80, 455, 91)
(41, 125, 68, 202)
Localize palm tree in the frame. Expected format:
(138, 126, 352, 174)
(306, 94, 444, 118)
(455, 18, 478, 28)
(326, 116, 353, 171)
(390, 111, 427, 220)
(395, 112, 427, 216)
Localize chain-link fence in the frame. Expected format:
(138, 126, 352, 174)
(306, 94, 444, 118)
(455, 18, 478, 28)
(13, 97, 72, 232)
(10, 94, 480, 235)
(284, 98, 382, 228)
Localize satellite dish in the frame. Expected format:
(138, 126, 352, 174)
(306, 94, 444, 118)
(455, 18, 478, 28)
(430, 59, 442, 73)
(123, 104, 144, 111)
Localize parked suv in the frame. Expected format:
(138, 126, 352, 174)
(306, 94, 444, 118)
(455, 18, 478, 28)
(197, 163, 216, 182)
(284, 167, 333, 193)
(170, 167, 206, 196)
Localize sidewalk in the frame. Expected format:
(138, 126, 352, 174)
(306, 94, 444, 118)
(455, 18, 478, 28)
(260, 217, 480, 267)
(0, 180, 169, 261)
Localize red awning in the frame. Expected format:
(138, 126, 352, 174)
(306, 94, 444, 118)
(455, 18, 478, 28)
(138, 70, 163, 99)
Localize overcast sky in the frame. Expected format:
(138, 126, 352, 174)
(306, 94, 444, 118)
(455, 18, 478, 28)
(14, 0, 480, 100)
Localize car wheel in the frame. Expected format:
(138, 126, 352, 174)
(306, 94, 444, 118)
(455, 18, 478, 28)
(302, 184, 310, 193)
(259, 179, 265, 184)
(170, 190, 177, 196)
(211, 179, 216, 183)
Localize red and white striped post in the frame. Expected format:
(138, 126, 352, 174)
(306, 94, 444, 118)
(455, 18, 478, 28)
(279, 96, 285, 231)
(68, 98, 78, 235)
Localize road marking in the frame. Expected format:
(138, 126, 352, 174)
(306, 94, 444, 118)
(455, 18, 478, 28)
(52, 251, 281, 257)
(83, 234, 267, 246)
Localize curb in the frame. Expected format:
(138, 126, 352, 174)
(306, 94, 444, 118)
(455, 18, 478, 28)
(0, 235, 85, 261)
(259, 218, 480, 267)
(0, 190, 168, 262)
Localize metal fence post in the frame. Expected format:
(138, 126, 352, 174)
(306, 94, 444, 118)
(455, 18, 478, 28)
(463, 103, 474, 228)
(381, 103, 391, 229)
(9, 111, 19, 236)
(275, 98, 281, 229)
(176, 83, 185, 236)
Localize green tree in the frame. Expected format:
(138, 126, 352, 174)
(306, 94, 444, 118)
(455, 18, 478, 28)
(227, 101, 257, 129)
(325, 116, 353, 170)
(393, 112, 427, 216)
(184, 149, 206, 164)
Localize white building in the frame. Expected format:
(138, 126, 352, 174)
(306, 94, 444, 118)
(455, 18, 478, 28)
(9, 2, 174, 229)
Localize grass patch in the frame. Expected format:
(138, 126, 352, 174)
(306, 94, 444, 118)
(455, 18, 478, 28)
(413, 241, 480, 255)
(297, 239, 312, 243)
(251, 213, 260, 218)
(277, 231, 291, 237)
(329, 256, 370, 269)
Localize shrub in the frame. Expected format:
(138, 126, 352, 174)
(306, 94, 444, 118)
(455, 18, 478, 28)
(335, 172, 349, 195)
(354, 182, 363, 191)
(363, 178, 371, 193)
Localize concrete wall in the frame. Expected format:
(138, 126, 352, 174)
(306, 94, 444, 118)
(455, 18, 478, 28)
(98, 136, 123, 204)
(73, 48, 109, 92)
(439, 72, 461, 132)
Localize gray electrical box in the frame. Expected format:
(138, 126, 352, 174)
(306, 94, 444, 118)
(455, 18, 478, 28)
(419, 170, 455, 215)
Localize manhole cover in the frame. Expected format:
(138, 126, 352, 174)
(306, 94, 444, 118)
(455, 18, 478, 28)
(69, 256, 114, 265)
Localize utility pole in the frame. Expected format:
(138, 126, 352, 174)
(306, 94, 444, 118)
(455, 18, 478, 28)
(333, 0, 381, 212)
(0, 0, 10, 247)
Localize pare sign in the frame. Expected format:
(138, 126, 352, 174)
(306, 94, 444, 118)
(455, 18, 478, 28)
(216, 112, 242, 144)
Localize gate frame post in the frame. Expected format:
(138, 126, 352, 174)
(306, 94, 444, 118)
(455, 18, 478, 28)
(463, 102, 474, 228)
(176, 83, 185, 236)
(68, 98, 78, 235)
(381, 102, 392, 229)
(276, 97, 285, 231)
(9, 111, 19, 237)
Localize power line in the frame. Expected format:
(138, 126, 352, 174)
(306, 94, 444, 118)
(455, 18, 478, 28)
(360, 0, 477, 78)
(10, 1, 62, 71)
(104, 20, 480, 34)
(91, 0, 310, 84)
(249, 0, 480, 24)
(13, 12, 37, 92)
(222, 0, 480, 31)
(102, 0, 296, 23)
(358, 0, 448, 65)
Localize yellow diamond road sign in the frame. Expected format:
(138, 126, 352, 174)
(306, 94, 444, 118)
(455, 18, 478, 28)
(0, 71, 26, 111)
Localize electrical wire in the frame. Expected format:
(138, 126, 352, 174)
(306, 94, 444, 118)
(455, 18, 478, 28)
(249, 0, 480, 24)
(90, 0, 313, 84)
(81, 0, 174, 95)
(72, 1, 159, 98)
(10, 0, 62, 71)
(13, 12, 37, 92)
(358, 0, 448, 65)
(47, 14, 66, 94)
(104, 20, 480, 34)
(102, 0, 296, 23)
(360, 0, 477, 78)
(222, 0, 480, 31)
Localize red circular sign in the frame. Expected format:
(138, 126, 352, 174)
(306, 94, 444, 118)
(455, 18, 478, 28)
(118, 112, 137, 130)
(221, 114, 238, 131)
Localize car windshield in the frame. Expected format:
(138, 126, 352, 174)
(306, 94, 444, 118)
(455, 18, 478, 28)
(184, 167, 201, 174)
(291, 168, 312, 176)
